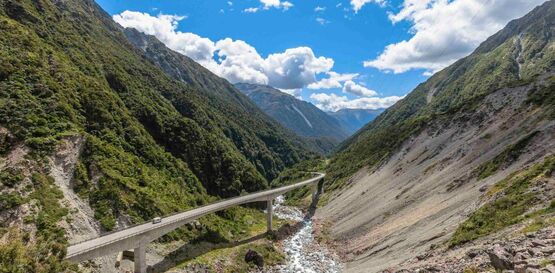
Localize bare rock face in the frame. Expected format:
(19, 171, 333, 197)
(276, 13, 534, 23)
(245, 249, 264, 268)
(487, 245, 514, 270)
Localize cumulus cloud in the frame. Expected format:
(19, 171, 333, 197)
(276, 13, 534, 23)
(342, 81, 377, 97)
(351, 0, 387, 12)
(114, 11, 216, 65)
(307, 72, 358, 90)
(364, 0, 546, 74)
(264, 47, 334, 89)
(114, 11, 337, 90)
(310, 93, 403, 111)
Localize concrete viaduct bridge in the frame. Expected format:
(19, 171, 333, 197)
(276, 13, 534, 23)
(66, 172, 325, 273)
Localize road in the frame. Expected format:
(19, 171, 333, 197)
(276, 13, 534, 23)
(66, 172, 325, 271)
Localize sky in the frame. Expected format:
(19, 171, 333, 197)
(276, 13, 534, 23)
(95, 0, 546, 112)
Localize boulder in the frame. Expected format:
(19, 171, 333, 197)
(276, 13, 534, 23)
(245, 249, 264, 268)
(487, 245, 514, 270)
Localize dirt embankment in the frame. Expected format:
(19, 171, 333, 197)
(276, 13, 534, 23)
(317, 84, 555, 273)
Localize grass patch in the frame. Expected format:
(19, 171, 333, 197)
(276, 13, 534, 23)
(177, 240, 285, 273)
(450, 155, 555, 247)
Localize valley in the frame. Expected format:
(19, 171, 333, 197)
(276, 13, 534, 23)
(0, 0, 554, 273)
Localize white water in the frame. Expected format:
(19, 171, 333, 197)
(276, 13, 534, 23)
(269, 196, 342, 273)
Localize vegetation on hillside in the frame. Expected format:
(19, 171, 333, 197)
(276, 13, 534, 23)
(124, 29, 316, 179)
(270, 158, 327, 206)
(450, 155, 555, 246)
(0, 0, 310, 270)
(0, 172, 76, 272)
(234, 82, 348, 154)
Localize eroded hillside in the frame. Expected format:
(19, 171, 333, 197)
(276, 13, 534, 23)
(318, 1, 555, 272)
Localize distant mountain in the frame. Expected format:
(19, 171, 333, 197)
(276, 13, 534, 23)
(235, 83, 349, 152)
(328, 108, 384, 135)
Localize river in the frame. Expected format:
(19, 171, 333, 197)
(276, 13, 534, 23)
(267, 196, 342, 273)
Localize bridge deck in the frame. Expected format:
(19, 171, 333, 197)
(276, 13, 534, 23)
(66, 172, 325, 262)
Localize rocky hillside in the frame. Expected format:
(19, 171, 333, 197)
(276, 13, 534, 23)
(318, 1, 555, 272)
(235, 82, 349, 153)
(0, 0, 312, 271)
(328, 108, 383, 135)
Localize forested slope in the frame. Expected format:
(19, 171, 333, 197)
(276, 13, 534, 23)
(0, 0, 311, 270)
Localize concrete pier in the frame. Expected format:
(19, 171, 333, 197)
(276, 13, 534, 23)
(267, 198, 273, 232)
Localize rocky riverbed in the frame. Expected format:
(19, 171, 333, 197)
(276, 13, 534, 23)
(262, 196, 342, 273)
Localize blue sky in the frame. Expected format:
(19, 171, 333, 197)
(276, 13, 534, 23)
(96, 0, 545, 111)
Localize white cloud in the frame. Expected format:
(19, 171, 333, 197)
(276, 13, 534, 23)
(351, 0, 386, 12)
(264, 47, 334, 89)
(314, 6, 326, 12)
(316, 17, 330, 25)
(114, 11, 338, 90)
(243, 0, 293, 13)
(227, 1, 233, 6)
(280, 88, 302, 98)
(310, 93, 403, 111)
(243, 7, 259, 13)
(342, 80, 377, 97)
(260, 0, 293, 10)
(364, 0, 546, 74)
(307, 72, 358, 89)
(113, 11, 214, 64)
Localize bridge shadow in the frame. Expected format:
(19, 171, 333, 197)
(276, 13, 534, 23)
(147, 192, 322, 273)
(147, 232, 266, 273)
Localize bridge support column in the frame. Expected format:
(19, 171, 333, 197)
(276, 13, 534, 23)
(312, 184, 318, 203)
(134, 244, 147, 273)
(266, 198, 273, 233)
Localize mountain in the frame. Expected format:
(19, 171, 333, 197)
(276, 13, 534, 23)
(319, 2, 555, 272)
(327, 108, 384, 135)
(0, 0, 313, 270)
(235, 82, 349, 153)
(121, 28, 320, 175)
